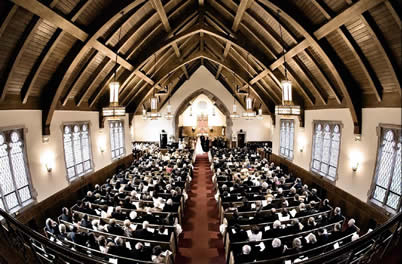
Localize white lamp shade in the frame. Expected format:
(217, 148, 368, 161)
(232, 104, 237, 113)
(151, 97, 158, 110)
(246, 97, 253, 110)
(281, 80, 292, 103)
(109, 81, 120, 103)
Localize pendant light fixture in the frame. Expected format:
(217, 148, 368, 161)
(102, 12, 126, 119)
(275, 10, 301, 116)
(230, 70, 240, 119)
(165, 74, 174, 120)
(147, 54, 161, 120)
(242, 53, 256, 119)
(257, 104, 264, 120)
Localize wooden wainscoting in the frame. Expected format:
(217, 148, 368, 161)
(16, 155, 134, 230)
(269, 153, 388, 232)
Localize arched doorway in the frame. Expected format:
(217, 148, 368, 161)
(173, 88, 233, 141)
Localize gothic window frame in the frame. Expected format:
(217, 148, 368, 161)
(368, 124, 402, 214)
(109, 120, 125, 160)
(310, 120, 342, 182)
(0, 126, 37, 214)
(62, 122, 94, 183)
(279, 119, 295, 160)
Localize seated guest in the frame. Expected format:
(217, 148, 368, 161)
(57, 224, 68, 241)
(151, 245, 166, 263)
(97, 235, 107, 253)
(80, 214, 92, 228)
(303, 233, 318, 251)
(72, 212, 81, 225)
(344, 218, 359, 235)
(351, 232, 360, 242)
(286, 237, 304, 255)
(316, 228, 329, 246)
(108, 237, 130, 258)
(133, 221, 154, 239)
(305, 217, 317, 231)
(247, 225, 262, 241)
(132, 242, 152, 261)
(270, 238, 286, 258)
(45, 218, 59, 235)
(123, 219, 134, 237)
(105, 219, 124, 236)
(330, 223, 343, 242)
(229, 224, 248, 242)
(61, 207, 72, 222)
(67, 225, 85, 245)
(237, 245, 255, 263)
(85, 232, 98, 250)
(330, 207, 343, 223)
(111, 206, 126, 220)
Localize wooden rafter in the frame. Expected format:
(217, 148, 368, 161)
(232, 0, 253, 32)
(313, 0, 382, 102)
(258, 0, 362, 133)
(0, 5, 18, 39)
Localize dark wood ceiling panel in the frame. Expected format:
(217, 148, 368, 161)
(326, 28, 372, 94)
(345, 16, 395, 93)
(33, 32, 78, 95)
(368, 3, 401, 71)
(75, 0, 113, 28)
(6, 19, 57, 96)
(296, 51, 331, 101)
(322, 0, 349, 14)
(306, 46, 343, 101)
(53, 0, 81, 16)
(293, 0, 327, 27)
(0, 8, 34, 93)
(105, 2, 153, 49)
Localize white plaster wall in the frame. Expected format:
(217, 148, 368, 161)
(0, 110, 132, 203)
(179, 94, 226, 127)
(133, 66, 273, 141)
(272, 108, 402, 202)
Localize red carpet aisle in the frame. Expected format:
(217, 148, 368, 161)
(176, 154, 225, 264)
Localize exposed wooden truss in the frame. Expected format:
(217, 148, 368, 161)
(0, 0, 400, 136)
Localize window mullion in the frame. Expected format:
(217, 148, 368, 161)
(6, 135, 23, 208)
(384, 140, 399, 207)
(70, 127, 78, 178)
(327, 125, 334, 178)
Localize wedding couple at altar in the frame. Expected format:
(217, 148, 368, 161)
(195, 135, 210, 154)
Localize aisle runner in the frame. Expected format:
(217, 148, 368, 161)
(176, 154, 225, 264)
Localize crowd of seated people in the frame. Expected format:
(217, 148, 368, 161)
(211, 147, 361, 264)
(44, 145, 193, 264)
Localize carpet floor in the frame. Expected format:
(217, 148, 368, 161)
(175, 154, 225, 264)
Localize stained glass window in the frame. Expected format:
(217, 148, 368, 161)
(279, 119, 294, 160)
(0, 129, 34, 213)
(371, 127, 401, 212)
(63, 123, 93, 181)
(311, 121, 341, 181)
(110, 120, 125, 159)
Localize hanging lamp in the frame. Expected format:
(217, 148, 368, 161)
(147, 55, 162, 120)
(257, 104, 264, 120)
(230, 71, 240, 119)
(165, 75, 174, 120)
(102, 13, 125, 119)
(242, 53, 256, 119)
(275, 10, 301, 116)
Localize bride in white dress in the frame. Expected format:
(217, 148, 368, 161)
(195, 137, 204, 154)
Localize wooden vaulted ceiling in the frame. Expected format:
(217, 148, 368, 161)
(0, 0, 400, 135)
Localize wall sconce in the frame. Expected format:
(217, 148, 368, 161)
(299, 145, 304, 152)
(298, 136, 306, 152)
(42, 135, 50, 144)
(354, 135, 361, 141)
(351, 160, 359, 172)
(98, 134, 106, 153)
(41, 151, 54, 173)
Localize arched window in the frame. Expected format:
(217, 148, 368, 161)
(0, 128, 34, 213)
(110, 120, 125, 159)
(279, 119, 294, 160)
(63, 123, 93, 182)
(371, 127, 401, 212)
(311, 121, 341, 181)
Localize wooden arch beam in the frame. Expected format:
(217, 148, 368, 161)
(257, 0, 362, 134)
(129, 51, 272, 115)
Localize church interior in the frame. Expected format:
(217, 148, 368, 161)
(0, 0, 401, 263)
